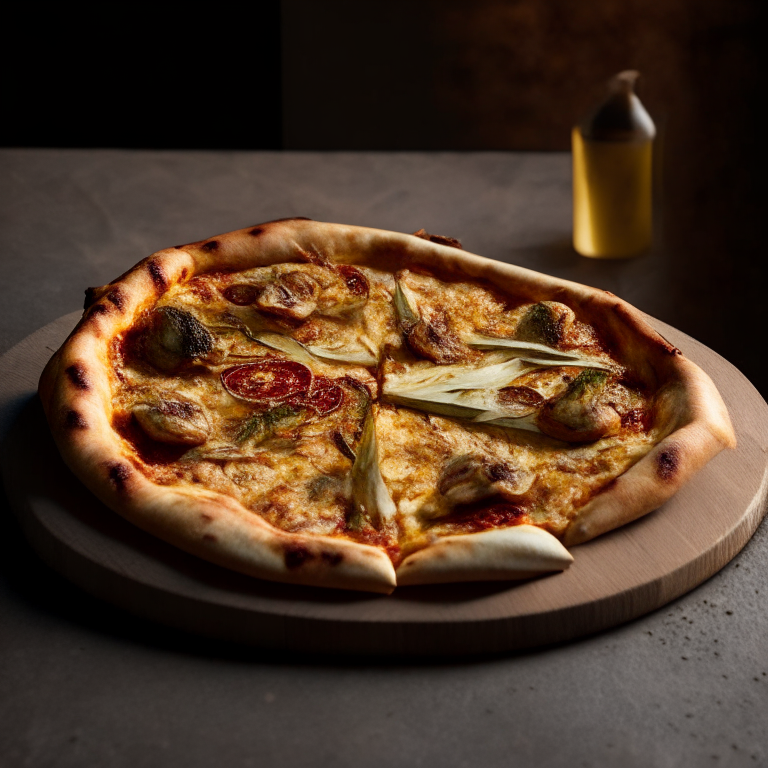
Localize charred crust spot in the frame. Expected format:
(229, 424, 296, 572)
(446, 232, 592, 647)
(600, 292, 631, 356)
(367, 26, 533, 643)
(65, 363, 90, 390)
(203, 533, 218, 543)
(284, 543, 313, 569)
(320, 551, 344, 567)
(200, 513, 214, 524)
(106, 461, 132, 492)
(249, 227, 265, 236)
(106, 289, 125, 310)
(174, 245, 184, 250)
(201, 240, 219, 252)
(180, 268, 189, 279)
(656, 446, 679, 481)
(63, 409, 87, 429)
(266, 217, 312, 224)
(90, 303, 109, 316)
(83, 286, 101, 309)
(412, 228, 463, 250)
(147, 259, 168, 292)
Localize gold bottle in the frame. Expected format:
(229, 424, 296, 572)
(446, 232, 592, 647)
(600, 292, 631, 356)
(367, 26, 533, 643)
(572, 71, 655, 258)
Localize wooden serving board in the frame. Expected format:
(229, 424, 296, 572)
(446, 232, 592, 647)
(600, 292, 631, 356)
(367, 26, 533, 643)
(2, 312, 767, 655)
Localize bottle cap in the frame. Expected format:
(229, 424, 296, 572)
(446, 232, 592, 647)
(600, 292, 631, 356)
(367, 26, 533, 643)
(581, 71, 655, 141)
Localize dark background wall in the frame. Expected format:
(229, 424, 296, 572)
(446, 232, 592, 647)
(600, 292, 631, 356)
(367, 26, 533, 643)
(2, 6, 283, 150)
(3, 0, 764, 391)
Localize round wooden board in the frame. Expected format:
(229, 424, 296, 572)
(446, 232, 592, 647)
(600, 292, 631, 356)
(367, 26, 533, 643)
(2, 312, 767, 655)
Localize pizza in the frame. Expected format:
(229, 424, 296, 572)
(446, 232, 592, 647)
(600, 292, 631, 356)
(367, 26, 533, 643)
(38, 218, 736, 593)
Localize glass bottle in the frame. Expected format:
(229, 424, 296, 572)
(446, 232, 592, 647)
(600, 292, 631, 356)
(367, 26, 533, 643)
(572, 71, 655, 258)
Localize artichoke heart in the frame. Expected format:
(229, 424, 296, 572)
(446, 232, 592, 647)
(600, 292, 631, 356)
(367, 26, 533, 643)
(253, 330, 377, 367)
(463, 332, 610, 370)
(249, 331, 317, 366)
(142, 307, 214, 372)
(350, 407, 397, 529)
(305, 343, 377, 367)
(383, 354, 612, 433)
(383, 357, 538, 422)
(393, 279, 421, 331)
(515, 301, 575, 346)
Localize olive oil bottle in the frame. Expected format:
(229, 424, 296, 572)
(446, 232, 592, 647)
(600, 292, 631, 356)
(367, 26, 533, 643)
(572, 71, 655, 258)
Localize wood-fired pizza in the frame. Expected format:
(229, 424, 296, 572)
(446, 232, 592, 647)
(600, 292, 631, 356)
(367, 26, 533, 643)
(38, 219, 736, 593)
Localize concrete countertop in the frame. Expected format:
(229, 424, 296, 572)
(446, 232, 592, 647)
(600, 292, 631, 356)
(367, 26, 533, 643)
(1, 149, 765, 767)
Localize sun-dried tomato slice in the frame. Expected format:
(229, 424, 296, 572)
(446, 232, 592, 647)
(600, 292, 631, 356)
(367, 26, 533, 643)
(337, 265, 369, 297)
(221, 360, 312, 404)
(305, 378, 344, 415)
(450, 502, 528, 533)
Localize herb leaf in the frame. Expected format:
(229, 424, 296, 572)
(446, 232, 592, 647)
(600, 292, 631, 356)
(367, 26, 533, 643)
(236, 405, 299, 443)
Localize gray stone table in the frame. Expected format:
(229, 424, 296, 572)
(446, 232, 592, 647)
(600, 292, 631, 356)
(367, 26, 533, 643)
(1, 149, 765, 767)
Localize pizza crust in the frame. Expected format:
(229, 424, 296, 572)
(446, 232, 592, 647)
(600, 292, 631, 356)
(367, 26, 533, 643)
(396, 525, 574, 586)
(38, 218, 736, 591)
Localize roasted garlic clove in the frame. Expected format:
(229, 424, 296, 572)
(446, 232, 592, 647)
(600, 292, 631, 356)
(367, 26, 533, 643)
(537, 369, 621, 442)
(323, 265, 370, 314)
(406, 310, 476, 364)
(256, 271, 321, 321)
(133, 399, 210, 445)
(438, 454, 535, 508)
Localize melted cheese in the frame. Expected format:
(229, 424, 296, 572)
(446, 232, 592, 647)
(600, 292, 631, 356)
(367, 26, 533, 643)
(109, 261, 658, 565)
